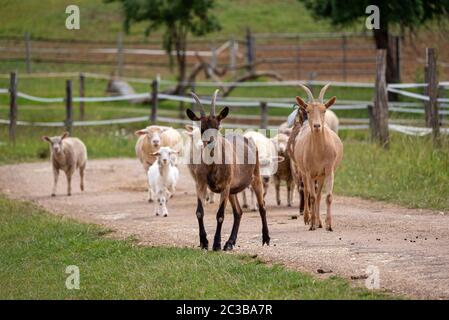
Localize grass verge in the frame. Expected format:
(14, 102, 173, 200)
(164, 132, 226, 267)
(0, 195, 390, 299)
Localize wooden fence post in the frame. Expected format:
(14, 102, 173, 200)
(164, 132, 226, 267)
(367, 104, 375, 141)
(79, 73, 85, 121)
(116, 32, 124, 77)
(150, 77, 159, 124)
(426, 48, 440, 143)
(342, 35, 347, 81)
(395, 35, 401, 83)
(25, 32, 31, 74)
(9, 72, 18, 145)
(424, 65, 431, 126)
(260, 101, 268, 129)
(229, 37, 237, 79)
(245, 28, 255, 73)
(65, 80, 73, 134)
(374, 49, 389, 148)
(295, 35, 301, 79)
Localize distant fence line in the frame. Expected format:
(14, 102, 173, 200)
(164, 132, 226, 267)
(0, 31, 397, 81)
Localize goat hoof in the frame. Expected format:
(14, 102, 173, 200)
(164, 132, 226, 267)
(67, 193, 71, 197)
(51, 193, 56, 197)
(155, 213, 159, 216)
(223, 242, 233, 251)
(242, 204, 248, 209)
(277, 201, 281, 206)
(200, 241, 209, 250)
(163, 214, 168, 217)
(287, 203, 292, 207)
(326, 226, 333, 232)
(309, 226, 316, 231)
(212, 243, 221, 251)
(148, 199, 153, 203)
(262, 237, 270, 246)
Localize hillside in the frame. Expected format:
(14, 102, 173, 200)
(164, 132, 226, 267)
(0, 0, 344, 41)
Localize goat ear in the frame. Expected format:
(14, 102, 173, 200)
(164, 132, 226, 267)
(186, 109, 200, 121)
(135, 129, 147, 136)
(217, 107, 229, 121)
(152, 151, 160, 156)
(170, 150, 179, 155)
(325, 96, 336, 109)
(295, 96, 308, 111)
(42, 136, 51, 143)
(185, 125, 194, 132)
(61, 132, 69, 139)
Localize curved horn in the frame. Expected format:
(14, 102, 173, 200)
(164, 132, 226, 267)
(190, 92, 205, 117)
(211, 89, 219, 116)
(298, 84, 314, 102)
(318, 83, 331, 103)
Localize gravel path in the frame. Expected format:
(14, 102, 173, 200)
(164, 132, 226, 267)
(1, 159, 448, 299)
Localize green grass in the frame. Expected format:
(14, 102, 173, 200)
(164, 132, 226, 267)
(0, 195, 390, 299)
(0, 0, 342, 42)
(335, 133, 449, 211)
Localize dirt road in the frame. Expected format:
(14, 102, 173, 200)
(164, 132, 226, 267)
(1, 159, 448, 299)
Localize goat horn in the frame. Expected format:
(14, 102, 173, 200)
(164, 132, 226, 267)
(298, 84, 314, 102)
(211, 89, 219, 117)
(190, 91, 206, 117)
(318, 83, 331, 103)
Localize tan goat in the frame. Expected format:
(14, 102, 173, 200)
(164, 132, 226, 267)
(293, 84, 343, 231)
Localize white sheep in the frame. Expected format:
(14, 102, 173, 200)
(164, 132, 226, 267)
(241, 131, 284, 211)
(42, 132, 87, 197)
(148, 147, 179, 217)
(135, 125, 182, 202)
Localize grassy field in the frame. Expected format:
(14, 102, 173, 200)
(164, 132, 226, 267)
(0, 0, 342, 42)
(0, 195, 390, 299)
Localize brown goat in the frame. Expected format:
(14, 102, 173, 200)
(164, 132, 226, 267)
(185, 90, 270, 251)
(271, 133, 295, 207)
(287, 109, 306, 214)
(293, 84, 343, 231)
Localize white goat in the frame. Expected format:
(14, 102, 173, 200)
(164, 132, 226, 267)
(148, 147, 179, 217)
(135, 125, 182, 202)
(241, 131, 284, 211)
(42, 132, 87, 197)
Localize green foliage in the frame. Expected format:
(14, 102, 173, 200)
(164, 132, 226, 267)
(106, 0, 220, 72)
(298, 0, 449, 31)
(0, 196, 391, 299)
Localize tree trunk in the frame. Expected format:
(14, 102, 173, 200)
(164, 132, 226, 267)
(373, 28, 398, 100)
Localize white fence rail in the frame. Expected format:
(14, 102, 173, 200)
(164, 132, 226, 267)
(0, 74, 448, 135)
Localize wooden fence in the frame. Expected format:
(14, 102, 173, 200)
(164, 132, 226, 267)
(0, 31, 401, 82)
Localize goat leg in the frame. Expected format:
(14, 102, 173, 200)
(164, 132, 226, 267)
(251, 176, 270, 246)
(213, 189, 229, 251)
(224, 194, 243, 251)
(274, 176, 281, 206)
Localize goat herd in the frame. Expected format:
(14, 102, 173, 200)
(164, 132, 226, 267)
(42, 84, 343, 251)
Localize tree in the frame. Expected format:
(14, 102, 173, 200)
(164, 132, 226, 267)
(107, 0, 220, 93)
(298, 0, 449, 86)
